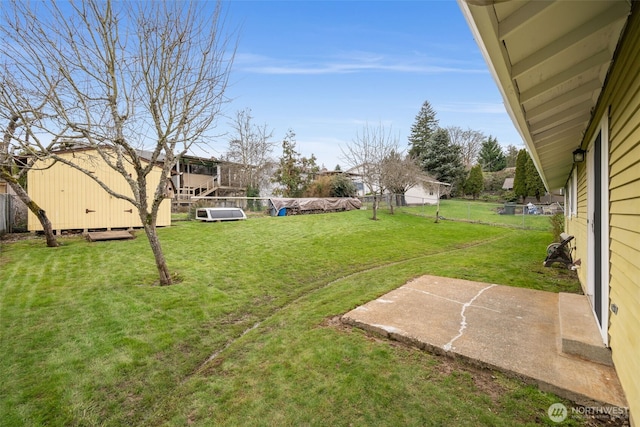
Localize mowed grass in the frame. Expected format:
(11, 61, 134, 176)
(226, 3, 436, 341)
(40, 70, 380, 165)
(0, 208, 584, 426)
(396, 199, 555, 231)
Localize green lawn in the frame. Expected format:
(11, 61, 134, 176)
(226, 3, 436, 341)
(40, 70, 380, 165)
(0, 209, 586, 426)
(395, 199, 556, 231)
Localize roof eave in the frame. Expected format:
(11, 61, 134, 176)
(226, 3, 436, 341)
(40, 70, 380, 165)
(457, 0, 549, 189)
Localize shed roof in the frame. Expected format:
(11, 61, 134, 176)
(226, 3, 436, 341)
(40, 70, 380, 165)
(502, 177, 514, 190)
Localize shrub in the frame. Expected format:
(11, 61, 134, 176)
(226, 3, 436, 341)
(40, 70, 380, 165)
(501, 190, 518, 202)
(330, 174, 357, 197)
(304, 176, 333, 197)
(483, 169, 512, 192)
(549, 213, 564, 242)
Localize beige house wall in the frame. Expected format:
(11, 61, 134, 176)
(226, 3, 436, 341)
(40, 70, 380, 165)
(27, 150, 171, 232)
(567, 6, 640, 420)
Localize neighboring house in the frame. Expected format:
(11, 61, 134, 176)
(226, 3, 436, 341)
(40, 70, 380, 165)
(344, 165, 449, 204)
(172, 154, 246, 201)
(343, 165, 372, 197)
(459, 0, 638, 420)
(317, 169, 363, 195)
(27, 148, 171, 232)
(404, 177, 450, 205)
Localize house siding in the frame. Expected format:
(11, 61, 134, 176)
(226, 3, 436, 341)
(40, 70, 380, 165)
(569, 162, 589, 286)
(568, 5, 640, 420)
(27, 150, 171, 231)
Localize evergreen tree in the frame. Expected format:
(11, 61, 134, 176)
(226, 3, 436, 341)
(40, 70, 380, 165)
(478, 136, 506, 171)
(246, 185, 262, 211)
(464, 164, 484, 200)
(408, 100, 439, 160)
(421, 128, 465, 194)
(513, 149, 528, 202)
(330, 174, 357, 197)
(272, 130, 319, 197)
(513, 149, 546, 202)
(525, 155, 546, 202)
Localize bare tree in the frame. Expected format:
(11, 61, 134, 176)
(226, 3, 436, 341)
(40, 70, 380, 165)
(224, 108, 276, 194)
(446, 126, 485, 169)
(380, 152, 423, 213)
(0, 0, 235, 285)
(1, 110, 59, 247)
(341, 123, 398, 220)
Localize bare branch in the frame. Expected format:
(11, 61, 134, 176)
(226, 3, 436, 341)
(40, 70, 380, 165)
(341, 122, 399, 219)
(0, 0, 236, 284)
(446, 125, 485, 169)
(225, 108, 276, 193)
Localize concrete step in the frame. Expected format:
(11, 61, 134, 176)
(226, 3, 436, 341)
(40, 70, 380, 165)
(558, 293, 612, 366)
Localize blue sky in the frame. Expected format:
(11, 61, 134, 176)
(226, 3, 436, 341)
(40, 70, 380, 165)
(212, 0, 524, 169)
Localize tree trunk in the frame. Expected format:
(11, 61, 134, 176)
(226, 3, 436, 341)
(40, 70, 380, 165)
(143, 222, 172, 286)
(2, 117, 59, 246)
(1, 171, 59, 247)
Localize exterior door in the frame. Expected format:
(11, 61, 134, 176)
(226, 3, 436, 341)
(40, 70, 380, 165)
(587, 117, 610, 345)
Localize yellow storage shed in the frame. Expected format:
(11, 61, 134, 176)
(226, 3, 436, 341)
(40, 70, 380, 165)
(27, 149, 171, 233)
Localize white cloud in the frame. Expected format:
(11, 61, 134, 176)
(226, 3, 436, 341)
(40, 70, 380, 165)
(235, 51, 488, 75)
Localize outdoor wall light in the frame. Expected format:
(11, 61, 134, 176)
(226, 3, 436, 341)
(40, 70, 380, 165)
(572, 148, 586, 163)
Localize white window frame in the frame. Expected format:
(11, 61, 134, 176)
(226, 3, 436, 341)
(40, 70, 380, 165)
(571, 167, 578, 217)
(565, 167, 578, 218)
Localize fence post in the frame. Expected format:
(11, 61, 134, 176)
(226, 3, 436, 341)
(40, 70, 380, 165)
(0, 194, 7, 235)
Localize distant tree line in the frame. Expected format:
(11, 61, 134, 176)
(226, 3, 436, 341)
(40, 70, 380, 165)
(225, 99, 546, 218)
(406, 100, 544, 202)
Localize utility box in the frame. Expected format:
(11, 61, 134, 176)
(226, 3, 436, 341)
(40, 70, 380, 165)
(504, 202, 516, 215)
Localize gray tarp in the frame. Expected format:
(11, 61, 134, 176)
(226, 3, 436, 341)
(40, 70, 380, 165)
(269, 197, 362, 214)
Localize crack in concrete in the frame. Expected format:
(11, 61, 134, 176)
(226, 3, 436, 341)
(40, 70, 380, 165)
(404, 286, 500, 313)
(443, 284, 496, 351)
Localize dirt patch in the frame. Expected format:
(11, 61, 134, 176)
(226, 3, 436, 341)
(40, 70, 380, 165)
(0, 230, 85, 243)
(320, 315, 344, 329)
(0, 232, 41, 242)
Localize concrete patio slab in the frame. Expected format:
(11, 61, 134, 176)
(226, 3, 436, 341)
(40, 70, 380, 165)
(342, 275, 627, 409)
